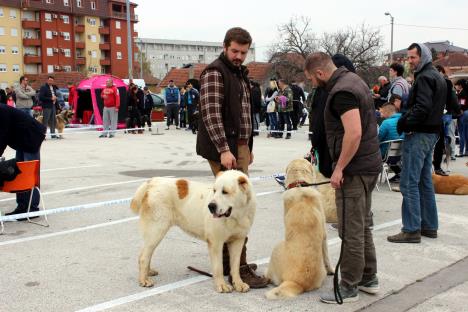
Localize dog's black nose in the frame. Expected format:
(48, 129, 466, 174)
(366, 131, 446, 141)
(208, 202, 217, 214)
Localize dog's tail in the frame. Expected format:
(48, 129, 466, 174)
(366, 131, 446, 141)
(130, 181, 150, 214)
(265, 281, 304, 299)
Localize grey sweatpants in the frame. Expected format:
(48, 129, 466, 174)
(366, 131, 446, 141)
(102, 107, 118, 135)
(42, 107, 56, 136)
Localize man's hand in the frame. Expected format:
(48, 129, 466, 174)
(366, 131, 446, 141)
(330, 167, 344, 189)
(249, 152, 254, 165)
(220, 151, 237, 170)
(52, 95, 57, 102)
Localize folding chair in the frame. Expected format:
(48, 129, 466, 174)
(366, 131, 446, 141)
(379, 139, 403, 190)
(0, 160, 48, 234)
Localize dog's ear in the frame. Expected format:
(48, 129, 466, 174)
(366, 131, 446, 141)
(238, 175, 251, 201)
(215, 170, 224, 178)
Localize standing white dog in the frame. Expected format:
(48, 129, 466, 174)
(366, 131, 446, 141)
(130, 170, 256, 293)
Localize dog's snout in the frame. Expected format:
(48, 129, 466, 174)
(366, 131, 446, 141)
(208, 202, 217, 214)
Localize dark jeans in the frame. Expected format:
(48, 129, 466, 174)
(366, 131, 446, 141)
(187, 105, 196, 130)
(179, 108, 187, 127)
(141, 109, 152, 128)
(42, 107, 56, 136)
(400, 132, 438, 233)
(166, 103, 179, 127)
(127, 107, 142, 129)
(336, 174, 378, 288)
(433, 125, 445, 170)
(15, 150, 41, 212)
(278, 111, 292, 137)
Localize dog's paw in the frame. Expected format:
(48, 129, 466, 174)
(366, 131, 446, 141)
(327, 268, 335, 275)
(233, 281, 250, 293)
(139, 278, 155, 287)
(215, 282, 233, 293)
(148, 269, 159, 276)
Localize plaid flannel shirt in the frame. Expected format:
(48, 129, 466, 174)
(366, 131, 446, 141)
(200, 69, 252, 154)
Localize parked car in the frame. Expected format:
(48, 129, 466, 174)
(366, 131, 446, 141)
(150, 93, 166, 116)
(58, 88, 70, 108)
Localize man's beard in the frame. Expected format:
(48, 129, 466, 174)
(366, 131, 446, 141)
(228, 57, 243, 67)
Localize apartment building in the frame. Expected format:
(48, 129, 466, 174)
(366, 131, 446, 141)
(138, 38, 256, 79)
(0, 0, 139, 88)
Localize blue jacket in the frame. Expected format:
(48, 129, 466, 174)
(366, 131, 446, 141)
(379, 113, 404, 156)
(165, 86, 180, 104)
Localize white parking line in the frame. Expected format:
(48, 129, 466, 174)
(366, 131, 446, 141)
(75, 218, 402, 312)
(42, 164, 101, 172)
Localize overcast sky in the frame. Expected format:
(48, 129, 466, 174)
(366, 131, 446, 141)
(135, 0, 468, 62)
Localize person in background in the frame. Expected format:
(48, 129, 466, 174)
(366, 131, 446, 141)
(142, 86, 154, 131)
(0, 89, 7, 104)
(6, 86, 16, 103)
(126, 84, 142, 134)
(455, 79, 468, 157)
(68, 82, 78, 112)
(290, 81, 306, 130)
(100, 78, 120, 138)
(250, 80, 262, 136)
(38, 76, 59, 139)
(179, 86, 187, 128)
(265, 79, 279, 138)
(185, 82, 200, 134)
(1, 105, 46, 220)
(387, 63, 410, 112)
(15, 76, 36, 117)
(276, 79, 293, 139)
(164, 80, 180, 130)
(373, 76, 391, 109)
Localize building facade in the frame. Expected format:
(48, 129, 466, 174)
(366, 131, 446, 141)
(0, 0, 139, 88)
(138, 38, 256, 79)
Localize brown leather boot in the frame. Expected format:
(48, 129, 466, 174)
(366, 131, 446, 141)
(223, 243, 257, 276)
(237, 264, 269, 289)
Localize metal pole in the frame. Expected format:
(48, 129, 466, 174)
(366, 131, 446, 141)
(390, 16, 394, 62)
(126, 0, 132, 80)
(140, 39, 143, 79)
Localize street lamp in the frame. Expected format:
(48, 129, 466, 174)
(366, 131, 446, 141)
(385, 12, 394, 63)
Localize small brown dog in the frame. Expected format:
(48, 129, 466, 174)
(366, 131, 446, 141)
(36, 109, 74, 138)
(432, 174, 468, 195)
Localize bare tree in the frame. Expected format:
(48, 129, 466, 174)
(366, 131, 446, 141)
(320, 23, 384, 70)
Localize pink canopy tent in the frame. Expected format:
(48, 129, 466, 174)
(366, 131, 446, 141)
(75, 74, 128, 126)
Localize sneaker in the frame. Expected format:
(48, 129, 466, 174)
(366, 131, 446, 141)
(387, 231, 421, 243)
(358, 275, 380, 294)
(434, 169, 449, 176)
(274, 176, 286, 189)
(109, 134, 114, 138)
(320, 285, 359, 304)
(421, 229, 437, 238)
(389, 174, 400, 183)
(285, 135, 291, 140)
(99, 134, 106, 138)
(451, 156, 456, 161)
(165, 127, 170, 130)
(176, 127, 180, 130)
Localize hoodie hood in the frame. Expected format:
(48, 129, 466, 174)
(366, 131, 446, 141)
(414, 43, 432, 73)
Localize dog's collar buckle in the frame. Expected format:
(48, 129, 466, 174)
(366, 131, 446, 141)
(286, 181, 310, 190)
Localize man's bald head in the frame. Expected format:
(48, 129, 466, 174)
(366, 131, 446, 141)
(304, 52, 337, 87)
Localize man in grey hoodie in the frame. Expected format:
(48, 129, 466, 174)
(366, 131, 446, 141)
(388, 43, 446, 243)
(15, 76, 36, 117)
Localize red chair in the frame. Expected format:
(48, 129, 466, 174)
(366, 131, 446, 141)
(0, 160, 48, 234)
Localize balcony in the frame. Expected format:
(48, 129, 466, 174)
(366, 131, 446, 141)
(75, 24, 85, 33)
(24, 55, 41, 64)
(99, 43, 110, 50)
(100, 58, 111, 66)
(75, 42, 85, 49)
(98, 26, 110, 35)
(110, 11, 138, 22)
(22, 20, 41, 29)
(23, 38, 41, 46)
(133, 31, 138, 38)
(76, 57, 86, 65)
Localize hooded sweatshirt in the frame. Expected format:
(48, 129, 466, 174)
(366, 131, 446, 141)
(397, 43, 447, 134)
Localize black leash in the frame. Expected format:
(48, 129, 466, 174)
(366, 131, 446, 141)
(333, 187, 346, 304)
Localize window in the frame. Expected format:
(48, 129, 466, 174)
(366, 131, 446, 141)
(76, 0, 82, 7)
(11, 46, 19, 54)
(0, 64, 7, 72)
(11, 28, 18, 37)
(88, 18, 96, 26)
(63, 32, 70, 40)
(0, 46, 4, 53)
(116, 36, 121, 44)
(62, 15, 69, 24)
(24, 30, 32, 38)
(0, 8, 3, 17)
(91, 50, 97, 58)
(0, 27, 4, 36)
(12, 65, 19, 72)
(63, 65, 72, 72)
(91, 34, 96, 42)
(10, 9, 17, 19)
(45, 13, 52, 22)
(64, 49, 71, 57)
(91, 1, 96, 10)
(46, 0, 54, 3)
(63, 0, 69, 6)
(47, 48, 53, 56)
(116, 51, 122, 59)
(46, 30, 52, 39)
(47, 65, 54, 73)
(115, 21, 120, 29)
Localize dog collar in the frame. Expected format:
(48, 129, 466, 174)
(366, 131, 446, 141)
(286, 180, 332, 190)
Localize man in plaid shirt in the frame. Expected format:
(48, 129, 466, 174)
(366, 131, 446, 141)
(196, 27, 268, 289)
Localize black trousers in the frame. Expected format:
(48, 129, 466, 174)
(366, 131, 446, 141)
(433, 126, 445, 170)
